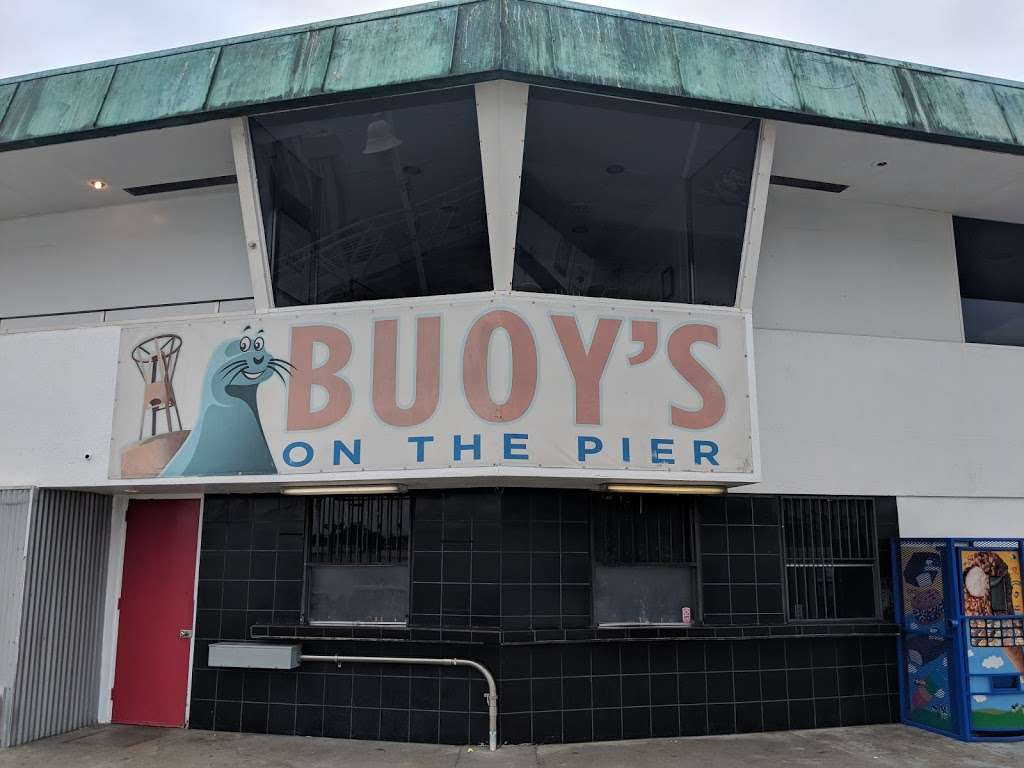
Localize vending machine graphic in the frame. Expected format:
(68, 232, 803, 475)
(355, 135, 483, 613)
(894, 538, 1024, 742)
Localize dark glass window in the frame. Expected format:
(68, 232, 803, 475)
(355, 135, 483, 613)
(954, 216, 1024, 346)
(592, 494, 699, 625)
(251, 88, 492, 306)
(781, 497, 879, 621)
(513, 88, 759, 305)
(305, 495, 411, 624)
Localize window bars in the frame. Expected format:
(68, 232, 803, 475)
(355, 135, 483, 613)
(306, 495, 411, 565)
(594, 495, 697, 565)
(782, 496, 879, 621)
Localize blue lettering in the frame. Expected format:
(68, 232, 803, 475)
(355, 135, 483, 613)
(283, 441, 314, 467)
(693, 440, 720, 466)
(332, 439, 361, 465)
(408, 435, 435, 463)
(504, 433, 529, 460)
(453, 433, 481, 461)
(577, 436, 603, 462)
(621, 437, 631, 462)
(651, 438, 675, 465)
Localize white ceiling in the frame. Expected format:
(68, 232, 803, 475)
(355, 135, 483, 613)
(772, 121, 1024, 224)
(0, 120, 236, 220)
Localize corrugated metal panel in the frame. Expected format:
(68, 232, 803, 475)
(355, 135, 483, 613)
(4, 0, 1024, 152)
(0, 488, 32, 739)
(7, 490, 110, 746)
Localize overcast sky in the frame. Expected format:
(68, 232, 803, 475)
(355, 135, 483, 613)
(1, 0, 1023, 82)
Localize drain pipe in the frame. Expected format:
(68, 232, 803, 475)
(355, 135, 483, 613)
(300, 654, 498, 751)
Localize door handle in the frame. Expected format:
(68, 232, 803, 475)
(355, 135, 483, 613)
(179, 629, 193, 639)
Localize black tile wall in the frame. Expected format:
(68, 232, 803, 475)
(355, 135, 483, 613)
(190, 492, 900, 745)
(700, 496, 785, 625)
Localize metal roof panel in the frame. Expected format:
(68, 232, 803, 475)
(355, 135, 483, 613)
(0, 67, 114, 142)
(96, 49, 219, 128)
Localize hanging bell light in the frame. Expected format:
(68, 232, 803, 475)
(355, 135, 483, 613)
(363, 112, 403, 154)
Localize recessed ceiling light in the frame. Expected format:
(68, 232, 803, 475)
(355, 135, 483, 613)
(873, 161, 888, 168)
(606, 164, 625, 175)
(88, 179, 109, 191)
(402, 165, 422, 176)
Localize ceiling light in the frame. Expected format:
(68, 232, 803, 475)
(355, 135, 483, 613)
(281, 484, 404, 496)
(606, 164, 625, 175)
(603, 483, 725, 495)
(873, 161, 888, 168)
(88, 179, 108, 191)
(402, 165, 422, 176)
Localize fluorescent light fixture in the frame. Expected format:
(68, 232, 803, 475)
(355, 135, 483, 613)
(603, 484, 725, 495)
(281, 484, 404, 496)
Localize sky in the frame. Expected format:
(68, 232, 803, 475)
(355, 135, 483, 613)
(1, 0, 1023, 82)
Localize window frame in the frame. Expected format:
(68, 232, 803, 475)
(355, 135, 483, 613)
(590, 494, 703, 627)
(780, 495, 882, 623)
(301, 494, 414, 627)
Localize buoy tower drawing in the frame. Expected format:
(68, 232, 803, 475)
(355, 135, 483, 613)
(120, 334, 191, 478)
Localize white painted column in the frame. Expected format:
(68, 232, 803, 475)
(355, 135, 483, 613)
(475, 80, 530, 291)
(97, 494, 128, 724)
(230, 118, 275, 311)
(736, 120, 777, 311)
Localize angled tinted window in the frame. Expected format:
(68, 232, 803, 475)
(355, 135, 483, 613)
(251, 88, 491, 306)
(954, 216, 1024, 346)
(513, 89, 759, 306)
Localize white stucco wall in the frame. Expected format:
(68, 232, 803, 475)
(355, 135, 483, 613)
(753, 186, 964, 342)
(897, 497, 1024, 538)
(0, 189, 251, 318)
(0, 326, 119, 486)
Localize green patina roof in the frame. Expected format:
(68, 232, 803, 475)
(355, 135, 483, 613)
(3, 0, 1024, 153)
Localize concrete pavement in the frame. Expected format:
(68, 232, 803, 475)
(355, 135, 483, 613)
(1, 724, 1022, 767)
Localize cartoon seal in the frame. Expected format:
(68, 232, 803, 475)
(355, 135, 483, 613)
(161, 326, 292, 477)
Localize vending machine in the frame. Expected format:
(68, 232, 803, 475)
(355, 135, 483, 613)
(894, 538, 1024, 741)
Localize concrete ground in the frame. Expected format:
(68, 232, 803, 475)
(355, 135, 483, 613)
(2, 724, 1023, 768)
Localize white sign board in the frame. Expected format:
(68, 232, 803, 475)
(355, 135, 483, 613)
(109, 294, 758, 482)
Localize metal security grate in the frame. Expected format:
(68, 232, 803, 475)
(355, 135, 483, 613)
(782, 497, 879, 621)
(594, 495, 696, 565)
(307, 495, 411, 565)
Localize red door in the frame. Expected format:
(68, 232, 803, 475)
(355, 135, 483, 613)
(112, 499, 200, 726)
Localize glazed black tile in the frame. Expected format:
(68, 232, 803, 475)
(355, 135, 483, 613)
(199, 550, 225, 580)
(532, 711, 562, 744)
(563, 708, 593, 743)
(864, 694, 893, 724)
(592, 708, 622, 741)
(562, 646, 591, 677)
(380, 708, 410, 741)
(621, 646, 649, 675)
(380, 676, 410, 709)
(733, 642, 759, 670)
(753, 526, 780, 555)
(472, 552, 500, 583)
(735, 702, 763, 733)
(730, 555, 756, 583)
(442, 583, 471, 615)
(752, 497, 780, 526)
(221, 580, 247, 610)
(754, 555, 781, 582)
(678, 673, 707, 705)
(814, 697, 841, 728)
(592, 675, 622, 709)
(501, 712, 532, 744)
(725, 497, 753, 524)
(650, 673, 677, 706)
(410, 709, 440, 743)
(677, 644, 705, 673)
(621, 706, 651, 739)
(621, 675, 650, 708)
(560, 676, 592, 710)
(787, 669, 813, 699)
(240, 701, 268, 733)
(440, 711, 470, 744)
(501, 585, 530, 617)
(353, 675, 381, 708)
(220, 611, 247, 639)
(224, 551, 250, 580)
(837, 665, 864, 696)
(472, 521, 500, 551)
(703, 585, 731, 616)
(216, 669, 243, 702)
(786, 640, 812, 668)
(812, 668, 839, 698)
(268, 672, 296, 704)
(501, 647, 532, 679)
(352, 707, 381, 740)
(190, 669, 217, 700)
(705, 642, 732, 672)
(840, 696, 866, 727)
(862, 665, 887, 695)
(707, 703, 735, 735)
(295, 674, 324, 706)
(413, 552, 442, 583)
(443, 552, 472, 583)
(755, 586, 783, 614)
(760, 670, 787, 700)
(734, 670, 760, 702)
(730, 585, 757, 614)
(561, 586, 590, 618)
(592, 645, 621, 676)
(227, 521, 255, 550)
(267, 703, 295, 735)
(213, 699, 241, 732)
(532, 585, 561, 616)
(650, 644, 676, 674)
(502, 523, 530, 552)
(836, 638, 862, 666)
(728, 526, 754, 555)
(650, 704, 678, 737)
(561, 553, 590, 583)
(679, 704, 709, 736)
(293, 705, 323, 737)
(189, 699, 214, 730)
(441, 677, 470, 712)
(701, 525, 728, 554)
(763, 700, 788, 731)
(531, 646, 561, 677)
(706, 671, 733, 704)
(274, 580, 302, 611)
